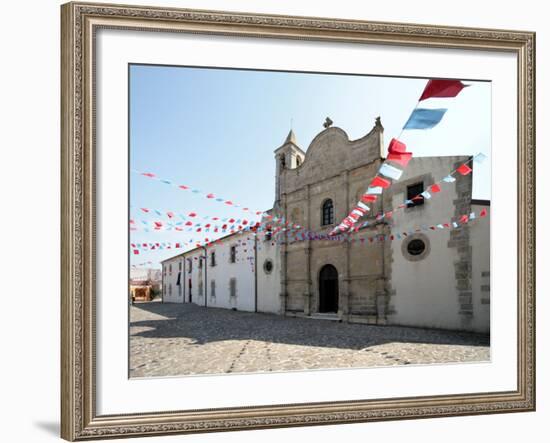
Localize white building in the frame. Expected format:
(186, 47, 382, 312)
(161, 119, 490, 333)
(162, 230, 279, 313)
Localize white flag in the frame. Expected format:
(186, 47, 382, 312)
(366, 186, 383, 195)
(379, 163, 403, 180)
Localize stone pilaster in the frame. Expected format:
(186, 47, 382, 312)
(304, 184, 312, 315)
(280, 192, 288, 315)
(448, 159, 474, 329)
(376, 223, 390, 325)
(279, 292, 287, 315)
(338, 170, 351, 322)
(303, 245, 312, 315)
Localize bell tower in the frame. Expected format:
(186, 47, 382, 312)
(274, 129, 305, 205)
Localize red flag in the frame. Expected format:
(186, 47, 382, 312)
(178, 185, 189, 190)
(480, 208, 488, 217)
(229, 218, 235, 223)
(457, 164, 472, 175)
(188, 212, 197, 217)
(342, 218, 354, 227)
(387, 138, 412, 167)
(459, 214, 469, 223)
(207, 193, 215, 198)
(370, 176, 391, 189)
(133, 249, 139, 255)
(387, 151, 412, 167)
(361, 194, 377, 203)
(185, 221, 192, 226)
(140, 208, 149, 213)
(141, 172, 155, 178)
(419, 79, 467, 101)
(388, 138, 407, 154)
(166, 211, 174, 218)
(225, 201, 233, 205)
(431, 184, 441, 193)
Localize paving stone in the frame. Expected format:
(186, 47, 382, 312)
(129, 301, 490, 377)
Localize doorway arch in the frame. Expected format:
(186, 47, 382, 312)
(319, 264, 339, 313)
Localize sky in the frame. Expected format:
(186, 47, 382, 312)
(129, 64, 491, 269)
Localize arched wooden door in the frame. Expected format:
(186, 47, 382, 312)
(319, 264, 339, 313)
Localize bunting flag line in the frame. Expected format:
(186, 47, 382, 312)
(131, 261, 153, 268)
(330, 137, 415, 235)
(329, 78, 472, 235)
(403, 79, 468, 130)
(329, 153, 481, 237)
(132, 169, 268, 217)
(131, 154, 483, 245)
(131, 207, 489, 255)
(130, 207, 261, 228)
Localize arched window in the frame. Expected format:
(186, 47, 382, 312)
(321, 199, 334, 226)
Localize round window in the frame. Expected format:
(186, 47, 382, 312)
(401, 234, 430, 262)
(263, 259, 274, 274)
(407, 239, 426, 256)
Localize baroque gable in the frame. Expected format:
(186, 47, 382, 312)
(280, 120, 384, 194)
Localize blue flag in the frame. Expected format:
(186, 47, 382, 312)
(403, 108, 447, 130)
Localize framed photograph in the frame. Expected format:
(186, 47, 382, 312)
(61, 1, 535, 440)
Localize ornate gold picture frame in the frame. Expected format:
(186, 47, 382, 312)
(61, 2, 535, 440)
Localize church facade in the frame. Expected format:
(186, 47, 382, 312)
(161, 118, 490, 333)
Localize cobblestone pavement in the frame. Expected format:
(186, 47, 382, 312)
(130, 301, 490, 378)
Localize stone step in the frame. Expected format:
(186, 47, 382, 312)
(308, 313, 340, 321)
